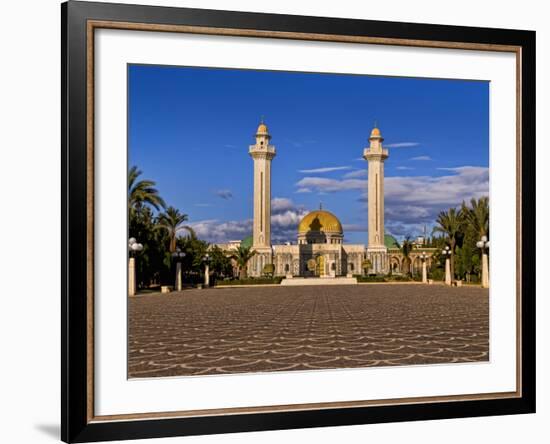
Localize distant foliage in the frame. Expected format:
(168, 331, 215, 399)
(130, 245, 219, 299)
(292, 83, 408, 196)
(128, 166, 233, 290)
(230, 246, 257, 279)
(430, 196, 489, 283)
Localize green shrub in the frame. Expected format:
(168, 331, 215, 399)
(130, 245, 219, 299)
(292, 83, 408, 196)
(387, 275, 412, 282)
(216, 277, 283, 286)
(355, 275, 386, 283)
(430, 268, 444, 281)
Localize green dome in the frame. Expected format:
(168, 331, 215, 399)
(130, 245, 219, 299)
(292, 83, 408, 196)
(240, 235, 253, 249)
(384, 234, 399, 249)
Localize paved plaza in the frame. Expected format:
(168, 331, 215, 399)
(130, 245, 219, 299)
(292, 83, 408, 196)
(128, 284, 489, 378)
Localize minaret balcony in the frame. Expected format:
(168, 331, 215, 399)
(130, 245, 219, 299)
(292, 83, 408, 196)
(363, 148, 388, 160)
(249, 145, 276, 158)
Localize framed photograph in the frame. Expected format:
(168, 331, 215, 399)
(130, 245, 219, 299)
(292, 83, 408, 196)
(62, 1, 535, 442)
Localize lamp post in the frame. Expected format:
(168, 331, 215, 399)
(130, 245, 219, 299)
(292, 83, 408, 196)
(476, 236, 490, 288)
(202, 253, 212, 288)
(421, 252, 428, 284)
(172, 248, 186, 291)
(128, 237, 143, 296)
(441, 246, 451, 286)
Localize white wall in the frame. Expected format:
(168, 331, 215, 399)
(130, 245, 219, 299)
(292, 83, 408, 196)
(0, 0, 547, 443)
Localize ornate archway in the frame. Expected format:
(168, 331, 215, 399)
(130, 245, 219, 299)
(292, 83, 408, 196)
(390, 256, 401, 273)
(412, 256, 422, 276)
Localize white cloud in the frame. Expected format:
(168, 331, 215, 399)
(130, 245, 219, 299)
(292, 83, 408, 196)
(270, 198, 309, 242)
(436, 166, 488, 174)
(190, 197, 309, 244)
(384, 142, 420, 148)
(271, 197, 295, 212)
(298, 166, 353, 174)
(189, 219, 252, 243)
(380, 166, 489, 235)
(214, 189, 233, 200)
(396, 166, 414, 171)
(410, 155, 432, 161)
(383, 166, 489, 206)
(295, 177, 367, 193)
(193, 168, 488, 244)
(343, 169, 368, 179)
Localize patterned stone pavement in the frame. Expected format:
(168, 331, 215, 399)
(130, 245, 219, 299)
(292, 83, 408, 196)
(128, 284, 488, 378)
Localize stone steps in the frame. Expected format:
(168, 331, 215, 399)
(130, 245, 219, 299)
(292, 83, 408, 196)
(280, 277, 358, 286)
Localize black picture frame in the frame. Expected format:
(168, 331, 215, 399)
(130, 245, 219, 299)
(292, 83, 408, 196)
(62, 1, 536, 442)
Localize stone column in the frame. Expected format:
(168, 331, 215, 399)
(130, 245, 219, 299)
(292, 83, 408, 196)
(481, 252, 489, 288)
(422, 260, 427, 283)
(445, 257, 452, 286)
(175, 262, 182, 291)
(204, 264, 210, 288)
(128, 257, 136, 296)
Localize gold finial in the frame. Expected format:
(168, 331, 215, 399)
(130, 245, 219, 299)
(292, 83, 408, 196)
(370, 121, 382, 138)
(319, 202, 323, 210)
(256, 118, 269, 136)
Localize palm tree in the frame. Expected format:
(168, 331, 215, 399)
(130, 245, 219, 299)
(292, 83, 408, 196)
(128, 166, 166, 215)
(399, 235, 414, 275)
(156, 206, 195, 253)
(230, 245, 256, 279)
(461, 196, 489, 239)
(432, 208, 462, 279)
(361, 259, 372, 275)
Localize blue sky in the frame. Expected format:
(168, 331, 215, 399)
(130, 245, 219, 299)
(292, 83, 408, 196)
(129, 64, 489, 244)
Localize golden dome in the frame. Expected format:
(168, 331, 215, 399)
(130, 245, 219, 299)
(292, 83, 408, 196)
(256, 123, 269, 135)
(298, 210, 343, 234)
(370, 127, 381, 138)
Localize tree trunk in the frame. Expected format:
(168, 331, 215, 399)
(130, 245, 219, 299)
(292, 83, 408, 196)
(239, 267, 247, 280)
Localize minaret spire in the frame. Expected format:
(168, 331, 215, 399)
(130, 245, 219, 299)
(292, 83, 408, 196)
(363, 123, 389, 273)
(249, 120, 276, 276)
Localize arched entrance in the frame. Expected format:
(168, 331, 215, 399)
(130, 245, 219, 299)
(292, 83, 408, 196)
(412, 257, 422, 276)
(390, 256, 401, 274)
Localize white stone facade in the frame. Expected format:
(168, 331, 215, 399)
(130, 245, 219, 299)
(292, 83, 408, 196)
(271, 243, 365, 278)
(218, 122, 435, 278)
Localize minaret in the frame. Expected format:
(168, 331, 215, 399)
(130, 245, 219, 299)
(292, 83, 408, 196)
(363, 124, 389, 273)
(249, 120, 276, 275)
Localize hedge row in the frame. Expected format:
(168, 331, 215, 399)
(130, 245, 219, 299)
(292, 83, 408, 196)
(354, 275, 413, 283)
(216, 277, 284, 286)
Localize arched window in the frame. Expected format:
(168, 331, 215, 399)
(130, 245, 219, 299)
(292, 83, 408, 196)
(331, 262, 336, 270)
(285, 264, 290, 272)
(350, 263, 354, 271)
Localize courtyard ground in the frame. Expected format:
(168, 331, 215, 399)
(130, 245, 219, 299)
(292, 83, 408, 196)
(128, 284, 489, 378)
